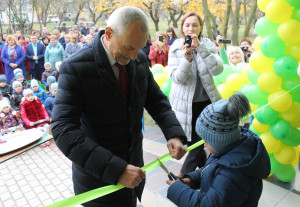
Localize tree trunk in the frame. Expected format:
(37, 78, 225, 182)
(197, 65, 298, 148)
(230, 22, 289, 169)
(243, 0, 247, 26)
(144, 2, 160, 32)
(232, 0, 241, 45)
(223, 0, 232, 38)
(243, 0, 257, 38)
(202, 0, 214, 40)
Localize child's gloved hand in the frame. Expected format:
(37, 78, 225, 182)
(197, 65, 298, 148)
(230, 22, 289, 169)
(12, 111, 17, 116)
(0, 113, 5, 118)
(29, 122, 34, 126)
(45, 117, 50, 122)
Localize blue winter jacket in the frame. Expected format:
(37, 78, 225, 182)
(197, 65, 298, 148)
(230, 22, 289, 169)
(167, 128, 271, 207)
(44, 94, 55, 116)
(33, 88, 48, 105)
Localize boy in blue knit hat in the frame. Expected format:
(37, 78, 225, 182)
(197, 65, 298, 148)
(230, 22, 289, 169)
(0, 74, 12, 99)
(44, 82, 58, 116)
(167, 92, 271, 207)
(31, 79, 48, 105)
(10, 81, 23, 111)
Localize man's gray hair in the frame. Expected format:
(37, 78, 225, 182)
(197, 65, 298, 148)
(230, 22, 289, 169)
(107, 6, 149, 37)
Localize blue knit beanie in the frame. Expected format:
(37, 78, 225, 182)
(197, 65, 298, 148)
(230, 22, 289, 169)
(15, 73, 24, 79)
(196, 92, 251, 153)
(50, 82, 58, 92)
(0, 75, 7, 83)
(31, 79, 39, 89)
(12, 81, 22, 89)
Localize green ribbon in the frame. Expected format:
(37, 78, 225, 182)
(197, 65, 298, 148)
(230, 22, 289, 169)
(46, 140, 205, 207)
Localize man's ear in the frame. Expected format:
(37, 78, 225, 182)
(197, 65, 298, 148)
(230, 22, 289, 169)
(105, 27, 113, 40)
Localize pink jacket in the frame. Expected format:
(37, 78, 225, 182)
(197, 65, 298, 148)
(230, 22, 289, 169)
(148, 44, 170, 67)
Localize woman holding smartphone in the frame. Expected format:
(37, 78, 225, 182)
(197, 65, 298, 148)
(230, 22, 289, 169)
(148, 31, 170, 67)
(168, 12, 223, 174)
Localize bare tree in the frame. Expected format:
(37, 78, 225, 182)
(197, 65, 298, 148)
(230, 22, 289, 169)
(202, 0, 214, 40)
(231, 0, 242, 45)
(243, 0, 257, 38)
(143, 0, 164, 31)
(87, 0, 107, 24)
(223, 0, 232, 38)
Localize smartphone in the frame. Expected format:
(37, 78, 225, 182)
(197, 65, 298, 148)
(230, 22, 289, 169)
(184, 35, 192, 47)
(159, 35, 164, 42)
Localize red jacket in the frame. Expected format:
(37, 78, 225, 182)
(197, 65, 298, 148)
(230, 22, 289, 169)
(148, 44, 170, 67)
(20, 97, 50, 129)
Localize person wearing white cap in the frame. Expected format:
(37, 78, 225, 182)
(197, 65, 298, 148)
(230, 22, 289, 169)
(44, 82, 58, 116)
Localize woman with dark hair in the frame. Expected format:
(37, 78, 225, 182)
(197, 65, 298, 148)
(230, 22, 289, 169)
(166, 26, 178, 46)
(168, 12, 223, 174)
(42, 36, 50, 47)
(1, 35, 26, 83)
(2, 33, 8, 43)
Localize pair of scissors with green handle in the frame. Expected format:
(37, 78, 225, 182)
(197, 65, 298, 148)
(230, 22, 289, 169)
(156, 158, 184, 182)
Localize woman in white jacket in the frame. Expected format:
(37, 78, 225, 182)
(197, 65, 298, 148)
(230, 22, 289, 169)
(168, 12, 223, 174)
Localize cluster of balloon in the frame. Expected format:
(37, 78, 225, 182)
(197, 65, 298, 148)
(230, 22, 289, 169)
(150, 64, 172, 99)
(251, 0, 300, 182)
(214, 0, 300, 183)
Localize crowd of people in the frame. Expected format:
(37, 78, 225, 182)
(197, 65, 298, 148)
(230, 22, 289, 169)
(0, 7, 271, 207)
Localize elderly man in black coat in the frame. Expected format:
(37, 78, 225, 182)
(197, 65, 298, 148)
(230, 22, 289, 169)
(51, 6, 187, 207)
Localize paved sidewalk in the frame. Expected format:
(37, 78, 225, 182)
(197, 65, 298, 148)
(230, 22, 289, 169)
(0, 125, 300, 207)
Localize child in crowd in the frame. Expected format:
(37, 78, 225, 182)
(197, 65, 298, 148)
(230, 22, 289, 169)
(31, 79, 48, 105)
(44, 82, 58, 116)
(10, 81, 23, 111)
(53, 61, 62, 81)
(41, 62, 53, 91)
(167, 93, 270, 207)
(0, 100, 23, 130)
(0, 75, 12, 99)
(15, 73, 29, 89)
(20, 89, 50, 147)
(11, 68, 23, 83)
(46, 76, 56, 94)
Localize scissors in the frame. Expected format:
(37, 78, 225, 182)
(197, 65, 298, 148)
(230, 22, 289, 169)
(156, 158, 184, 183)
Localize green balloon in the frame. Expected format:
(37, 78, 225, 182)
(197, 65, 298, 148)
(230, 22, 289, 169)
(167, 77, 172, 85)
(213, 76, 221, 86)
(215, 64, 234, 83)
(292, 8, 300, 21)
(248, 84, 269, 105)
(260, 35, 285, 58)
(275, 164, 296, 183)
(247, 68, 260, 84)
(234, 63, 244, 73)
(249, 125, 262, 136)
(240, 83, 251, 97)
(287, 0, 300, 8)
(151, 65, 164, 75)
(281, 76, 300, 96)
(255, 17, 279, 37)
(270, 118, 292, 140)
(269, 153, 284, 174)
(292, 94, 300, 103)
(161, 82, 171, 97)
(255, 105, 279, 125)
(282, 128, 300, 146)
(273, 55, 298, 79)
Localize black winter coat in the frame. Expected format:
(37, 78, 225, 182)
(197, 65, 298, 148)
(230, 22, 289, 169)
(51, 31, 186, 206)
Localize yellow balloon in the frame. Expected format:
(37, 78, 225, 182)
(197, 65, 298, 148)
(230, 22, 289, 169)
(268, 89, 293, 112)
(291, 149, 299, 167)
(291, 120, 300, 128)
(278, 19, 300, 44)
(260, 131, 282, 153)
(274, 144, 296, 164)
(252, 118, 270, 132)
(226, 73, 246, 91)
(249, 51, 274, 73)
(154, 73, 166, 87)
(217, 83, 234, 99)
(265, 0, 292, 23)
(257, 71, 282, 93)
(258, 0, 273, 12)
(250, 103, 259, 113)
(253, 36, 262, 51)
(241, 64, 250, 83)
(285, 41, 300, 61)
(280, 102, 300, 122)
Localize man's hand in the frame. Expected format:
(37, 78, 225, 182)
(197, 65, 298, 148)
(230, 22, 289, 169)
(33, 56, 38, 60)
(167, 137, 186, 160)
(118, 164, 146, 189)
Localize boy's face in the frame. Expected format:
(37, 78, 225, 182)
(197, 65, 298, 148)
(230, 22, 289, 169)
(51, 88, 58, 96)
(204, 142, 217, 155)
(17, 77, 24, 82)
(15, 85, 22, 93)
(45, 64, 51, 71)
(2, 106, 10, 114)
(32, 86, 39, 91)
(0, 82, 7, 87)
(26, 94, 34, 102)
